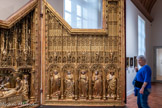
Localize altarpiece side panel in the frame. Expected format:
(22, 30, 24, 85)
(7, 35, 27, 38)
(0, 2, 40, 107)
(42, 0, 125, 106)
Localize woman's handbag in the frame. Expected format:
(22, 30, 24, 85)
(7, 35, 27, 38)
(134, 80, 143, 88)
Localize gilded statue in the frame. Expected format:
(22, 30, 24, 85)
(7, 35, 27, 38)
(92, 70, 102, 99)
(0, 76, 22, 98)
(2, 49, 7, 61)
(53, 52, 57, 62)
(0, 89, 17, 98)
(79, 70, 88, 99)
(0, 76, 10, 91)
(0, 76, 4, 85)
(15, 76, 23, 93)
(49, 72, 54, 96)
(107, 71, 117, 98)
(49, 70, 61, 98)
(95, 52, 100, 62)
(67, 52, 71, 62)
(64, 71, 74, 99)
(22, 74, 29, 102)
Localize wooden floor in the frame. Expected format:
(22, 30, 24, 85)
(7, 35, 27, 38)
(126, 82, 162, 108)
(156, 75, 162, 80)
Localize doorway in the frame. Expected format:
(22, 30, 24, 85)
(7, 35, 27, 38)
(155, 47, 162, 81)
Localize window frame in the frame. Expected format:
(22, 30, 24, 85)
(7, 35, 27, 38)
(63, 0, 102, 29)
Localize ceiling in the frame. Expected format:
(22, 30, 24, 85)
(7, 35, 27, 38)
(139, 0, 157, 13)
(131, 0, 157, 22)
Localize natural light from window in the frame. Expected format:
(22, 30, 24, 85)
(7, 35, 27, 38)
(64, 0, 102, 29)
(138, 16, 146, 56)
(138, 16, 146, 68)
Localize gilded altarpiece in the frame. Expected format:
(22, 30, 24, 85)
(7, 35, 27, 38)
(42, 0, 125, 106)
(0, 0, 41, 107)
(0, 0, 125, 107)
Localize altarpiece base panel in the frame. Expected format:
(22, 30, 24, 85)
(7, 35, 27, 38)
(0, 0, 125, 107)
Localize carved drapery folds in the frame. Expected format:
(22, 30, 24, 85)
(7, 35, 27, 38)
(0, 2, 39, 106)
(44, 0, 125, 106)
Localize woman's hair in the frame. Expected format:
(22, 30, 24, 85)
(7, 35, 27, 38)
(137, 55, 146, 62)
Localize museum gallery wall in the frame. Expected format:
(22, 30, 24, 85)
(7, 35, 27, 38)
(0, 0, 125, 107)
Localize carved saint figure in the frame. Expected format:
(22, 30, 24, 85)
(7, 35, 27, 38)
(22, 74, 29, 102)
(95, 52, 100, 62)
(49, 72, 54, 96)
(67, 52, 71, 62)
(92, 70, 102, 98)
(49, 70, 61, 98)
(15, 76, 23, 93)
(2, 49, 7, 61)
(53, 52, 57, 62)
(79, 70, 88, 98)
(107, 71, 117, 98)
(64, 71, 74, 98)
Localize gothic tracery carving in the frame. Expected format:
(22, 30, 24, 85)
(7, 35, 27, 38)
(0, 4, 39, 107)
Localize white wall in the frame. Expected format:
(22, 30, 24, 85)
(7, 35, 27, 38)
(47, 0, 63, 17)
(0, 0, 29, 20)
(0, 0, 63, 20)
(150, 0, 162, 81)
(151, 0, 162, 47)
(126, 0, 152, 96)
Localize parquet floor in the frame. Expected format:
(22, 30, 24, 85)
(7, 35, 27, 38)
(126, 82, 162, 108)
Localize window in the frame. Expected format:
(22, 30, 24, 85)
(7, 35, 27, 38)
(138, 16, 146, 56)
(138, 16, 146, 68)
(64, 0, 102, 29)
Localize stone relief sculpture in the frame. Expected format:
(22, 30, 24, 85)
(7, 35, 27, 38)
(79, 70, 88, 99)
(64, 70, 74, 99)
(92, 70, 102, 99)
